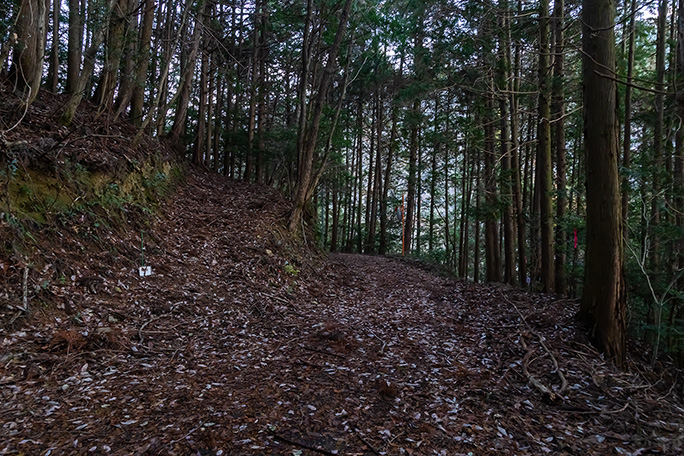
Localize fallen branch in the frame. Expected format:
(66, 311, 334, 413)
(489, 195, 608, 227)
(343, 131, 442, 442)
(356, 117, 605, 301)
(536, 333, 569, 395)
(367, 329, 387, 354)
(521, 335, 558, 403)
(502, 292, 568, 398)
(269, 430, 338, 456)
(21, 265, 29, 311)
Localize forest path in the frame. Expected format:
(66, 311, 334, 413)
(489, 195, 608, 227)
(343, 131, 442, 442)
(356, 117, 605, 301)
(2, 169, 683, 455)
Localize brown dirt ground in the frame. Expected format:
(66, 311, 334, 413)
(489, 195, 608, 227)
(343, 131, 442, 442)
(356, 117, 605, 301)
(1, 167, 683, 456)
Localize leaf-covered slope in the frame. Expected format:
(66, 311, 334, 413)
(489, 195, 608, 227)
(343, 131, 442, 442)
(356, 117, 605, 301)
(1, 167, 683, 455)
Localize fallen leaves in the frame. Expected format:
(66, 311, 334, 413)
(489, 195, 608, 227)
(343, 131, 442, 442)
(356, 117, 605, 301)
(0, 169, 683, 455)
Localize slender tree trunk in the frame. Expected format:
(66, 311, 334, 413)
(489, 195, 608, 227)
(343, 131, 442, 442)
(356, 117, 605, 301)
(622, 0, 636, 243)
(416, 130, 423, 255)
(365, 105, 375, 252)
(538, 0, 555, 292)
(484, 91, 501, 282)
(93, 0, 128, 112)
(61, 0, 116, 125)
(368, 91, 383, 253)
(429, 96, 439, 253)
(356, 118, 363, 253)
(47, 0, 59, 91)
(256, 1, 268, 183)
(206, 50, 216, 169)
(130, 0, 155, 125)
(673, 0, 684, 359)
(113, 0, 139, 119)
(651, 0, 668, 273)
(444, 97, 452, 266)
(579, 0, 627, 365)
(169, 0, 206, 143)
(66, 0, 82, 94)
(510, 16, 527, 285)
(498, 6, 515, 284)
(553, 0, 567, 294)
(474, 155, 482, 283)
(331, 173, 339, 252)
(245, 0, 260, 182)
(288, 0, 353, 233)
(194, 45, 208, 165)
(405, 98, 420, 255)
(380, 95, 397, 254)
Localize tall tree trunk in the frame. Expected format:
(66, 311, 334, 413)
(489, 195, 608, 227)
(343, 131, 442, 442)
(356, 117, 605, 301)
(61, 0, 116, 125)
(169, 0, 206, 143)
(10, 0, 47, 107)
(579, 0, 627, 365)
(405, 98, 420, 254)
(245, 0, 260, 182)
(65, 0, 83, 94)
(331, 173, 339, 252)
(651, 0, 668, 273)
(256, 0, 268, 183)
(552, 0, 567, 294)
(380, 94, 397, 254)
(129, 0, 155, 125)
(429, 96, 439, 253)
(538, 0, 555, 292)
(484, 94, 501, 283)
(622, 0, 636, 244)
(113, 0, 139, 119)
(288, 0, 353, 233)
(474, 154, 482, 283)
(367, 91, 383, 253)
(509, 12, 527, 285)
(93, 0, 129, 112)
(365, 106, 375, 252)
(47, 0, 59, 91)
(498, 6, 515, 284)
(194, 45, 208, 165)
(674, 0, 684, 357)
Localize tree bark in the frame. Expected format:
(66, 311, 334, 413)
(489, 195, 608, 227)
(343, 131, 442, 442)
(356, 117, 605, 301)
(650, 0, 668, 273)
(622, 0, 636, 243)
(579, 0, 627, 365)
(129, 0, 155, 125)
(169, 0, 206, 143)
(47, 0, 59, 91)
(405, 98, 421, 254)
(61, 0, 117, 125)
(509, 9, 527, 285)
(538, 0, 555, 292)
(288, 0, 353, 233)
(10, 0, 47, 107)
(498, 6, 515, 284)
(65, 0, 83, 94)
(484, 91, 501, 282)
(93, 0, 129, 112)
(552, 0, 567, 295)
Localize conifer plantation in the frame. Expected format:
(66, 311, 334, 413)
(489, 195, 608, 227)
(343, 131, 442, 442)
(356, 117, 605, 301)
(2, 0, 684, 454)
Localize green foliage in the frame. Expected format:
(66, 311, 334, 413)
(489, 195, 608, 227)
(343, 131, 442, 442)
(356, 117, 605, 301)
(282, 263, 300, 276)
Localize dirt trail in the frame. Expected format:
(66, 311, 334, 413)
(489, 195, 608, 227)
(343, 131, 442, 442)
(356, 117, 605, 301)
(1, 170, 683, 455)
